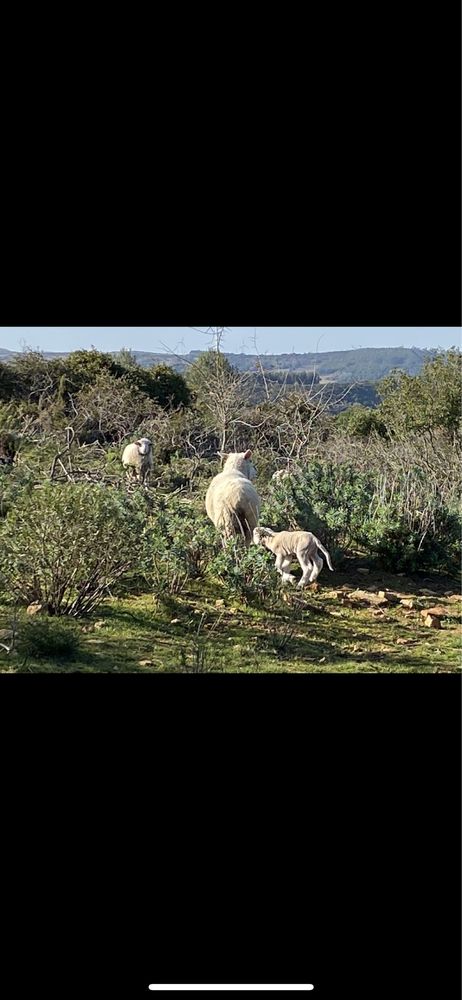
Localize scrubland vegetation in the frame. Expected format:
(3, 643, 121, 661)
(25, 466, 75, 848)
(0, 344, 460, 672)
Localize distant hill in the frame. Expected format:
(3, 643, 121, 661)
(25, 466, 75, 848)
(0, 345, 438, 382)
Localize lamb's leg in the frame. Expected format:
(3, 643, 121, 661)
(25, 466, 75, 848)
(280, 556, 296, 584)
(309, 554, 324, 582)
(297, 554, 313, 588)
(275, 554, 295, 584)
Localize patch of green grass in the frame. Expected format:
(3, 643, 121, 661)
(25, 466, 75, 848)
(0, 565, 460, 673)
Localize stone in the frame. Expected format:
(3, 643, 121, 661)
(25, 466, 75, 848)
(400, 599, 414, 609)
(379, 590, 399, 603)
(424, 614, 442, 629)
(420, 606, 447, 618)
(26, 602, 43, 615)
(349, 589, 388, 606)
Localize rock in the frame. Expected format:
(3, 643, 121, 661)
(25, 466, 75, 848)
(93, 620, 106, 629)
(350, 589, 388, 606)
(420, 588, 438, 596)
(215, 599, 225, 607)
(170, 618, 181, 624)
(138, 659, 154, 667)
(378, 590, 400, 603)
(424, 614, 442, 629)
(26, 602, 43, 615)
(420, 606, 447, 618)
(400, 598, 414, 609)
(396, 637, 412, 645)
(357, 568, 370, 575)
(446, 594, 462, 603)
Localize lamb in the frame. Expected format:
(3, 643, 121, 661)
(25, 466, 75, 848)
(205, 449, 261, 546)
(253, 525, 334, 587)
(122, 437, 153, 484)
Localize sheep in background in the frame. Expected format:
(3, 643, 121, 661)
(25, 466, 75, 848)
(122, 437, 153, 484)
(205, 449, 261, 546)
(253, 525, 334, 587)
(272, 469, 292, 482)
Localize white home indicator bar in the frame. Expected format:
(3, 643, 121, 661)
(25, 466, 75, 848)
(149, 987, 314, 992)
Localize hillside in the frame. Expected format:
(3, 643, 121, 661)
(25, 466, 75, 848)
(0, 345, 439, 382)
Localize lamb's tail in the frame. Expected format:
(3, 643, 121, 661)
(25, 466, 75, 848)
(314, 537, 334, 571)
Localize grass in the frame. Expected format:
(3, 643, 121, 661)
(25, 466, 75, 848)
(0, 561, 460, 673)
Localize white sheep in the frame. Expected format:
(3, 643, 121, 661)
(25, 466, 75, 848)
(122, 437, 153, 484)
(272, 469, 292, 482)
(205, 449, 261, 546)
(253, 525, 334, 587)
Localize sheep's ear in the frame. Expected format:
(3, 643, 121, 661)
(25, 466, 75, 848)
(243, 449, 252, 459)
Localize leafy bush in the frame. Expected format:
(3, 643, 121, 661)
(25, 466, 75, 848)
(358, 476, 461, 572)
(260, 460, 461, 572)
(16, 618, 81, 662)
(207, 540, 277, 604)
(140, 498, 219, 598)
(378, 350, 462, 436)
(335, 404, 387, 438)
(0, 483, 146, 615)
(0, 467, 37, 520)
(261, 463, 375, 556)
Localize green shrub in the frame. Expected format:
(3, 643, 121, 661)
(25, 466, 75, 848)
(335, 404, 387, 438)
(0, 483, 146, 615)
(140, 498, 219, 598)
(207, 540, 277, 604)
(359, 487, 461, 573)
(261, 463, 375, 557)
(260, 460, 461, 573)
(16, 618, 81, 662)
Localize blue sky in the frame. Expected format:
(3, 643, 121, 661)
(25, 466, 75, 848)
(0, 327, 460, 355)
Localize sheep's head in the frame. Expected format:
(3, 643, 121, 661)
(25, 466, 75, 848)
(252, 526, 274, 547)
(221, 449, 257, 481)
(136, 437, 152, 456)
